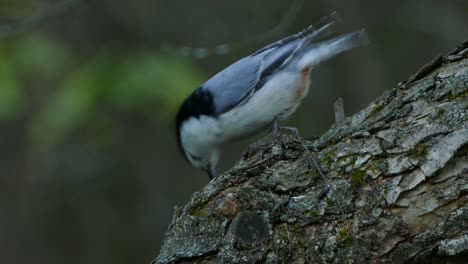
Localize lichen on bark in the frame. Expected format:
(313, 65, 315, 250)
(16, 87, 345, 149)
(154, 41, 468, 264)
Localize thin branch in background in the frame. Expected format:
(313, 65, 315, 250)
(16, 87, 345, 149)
(234, 0, 304, 47)
(161, 0, 304, 59)
(0, 0, 78, 39)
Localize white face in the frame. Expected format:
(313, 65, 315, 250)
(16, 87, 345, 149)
(184, 148, 219, 172)
(180, 116, 221, 171)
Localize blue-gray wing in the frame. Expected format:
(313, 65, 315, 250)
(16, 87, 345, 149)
(201, 55, 263, 114)
(201, 14, 337, 115)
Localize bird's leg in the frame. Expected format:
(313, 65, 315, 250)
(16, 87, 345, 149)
(270, 118, 280, 136)
(270, 116, 299, 136)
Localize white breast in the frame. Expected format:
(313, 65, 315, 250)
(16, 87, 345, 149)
(219, 70, 308, 139)
(180, 70, 309, 162)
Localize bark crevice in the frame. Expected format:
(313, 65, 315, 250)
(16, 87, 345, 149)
(154, 41, 468, 264)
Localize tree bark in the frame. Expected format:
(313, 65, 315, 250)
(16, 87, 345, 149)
(154, 41, 468, 264)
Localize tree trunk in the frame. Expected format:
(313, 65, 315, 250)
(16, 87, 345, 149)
(154, 41, 468, 264)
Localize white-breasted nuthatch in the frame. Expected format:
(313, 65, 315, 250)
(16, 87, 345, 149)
(176, 14, 368, 179)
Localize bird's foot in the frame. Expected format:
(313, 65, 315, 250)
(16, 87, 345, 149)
(278, 126, 299, 135)
(270, 121, 299, 137)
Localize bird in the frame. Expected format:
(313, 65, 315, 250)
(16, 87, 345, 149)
(175, 13, 368, 179)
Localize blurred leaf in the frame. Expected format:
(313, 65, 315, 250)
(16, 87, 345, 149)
(30, 55, 110, 147)
(12, 33, 72, 80)
(111, 54, 204, 118)
(0, 50, 22, 120)
(0, 0, 35, 20)
(155, 56, 205, 115)
(30, 50, 204, 147)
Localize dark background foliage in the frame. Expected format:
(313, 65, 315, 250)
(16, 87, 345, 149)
(0, 0, 466, 263)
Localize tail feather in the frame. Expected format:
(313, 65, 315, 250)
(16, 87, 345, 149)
(254, 12, 339, 57)
(297, 29, 369, 70)
(299, 11, 340, 39)
(278, 18, 339, 69)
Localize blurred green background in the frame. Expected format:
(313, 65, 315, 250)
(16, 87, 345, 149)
(0, 0, 466, 263)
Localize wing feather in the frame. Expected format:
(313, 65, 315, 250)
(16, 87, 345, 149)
(202, 14, 338, 115)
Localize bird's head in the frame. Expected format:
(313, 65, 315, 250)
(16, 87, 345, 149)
(175, 87, 219, 179)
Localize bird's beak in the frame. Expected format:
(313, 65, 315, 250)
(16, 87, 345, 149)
(207, 166, 217, 179)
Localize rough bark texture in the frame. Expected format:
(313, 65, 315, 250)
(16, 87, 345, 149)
(154, 41, 468, 264)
